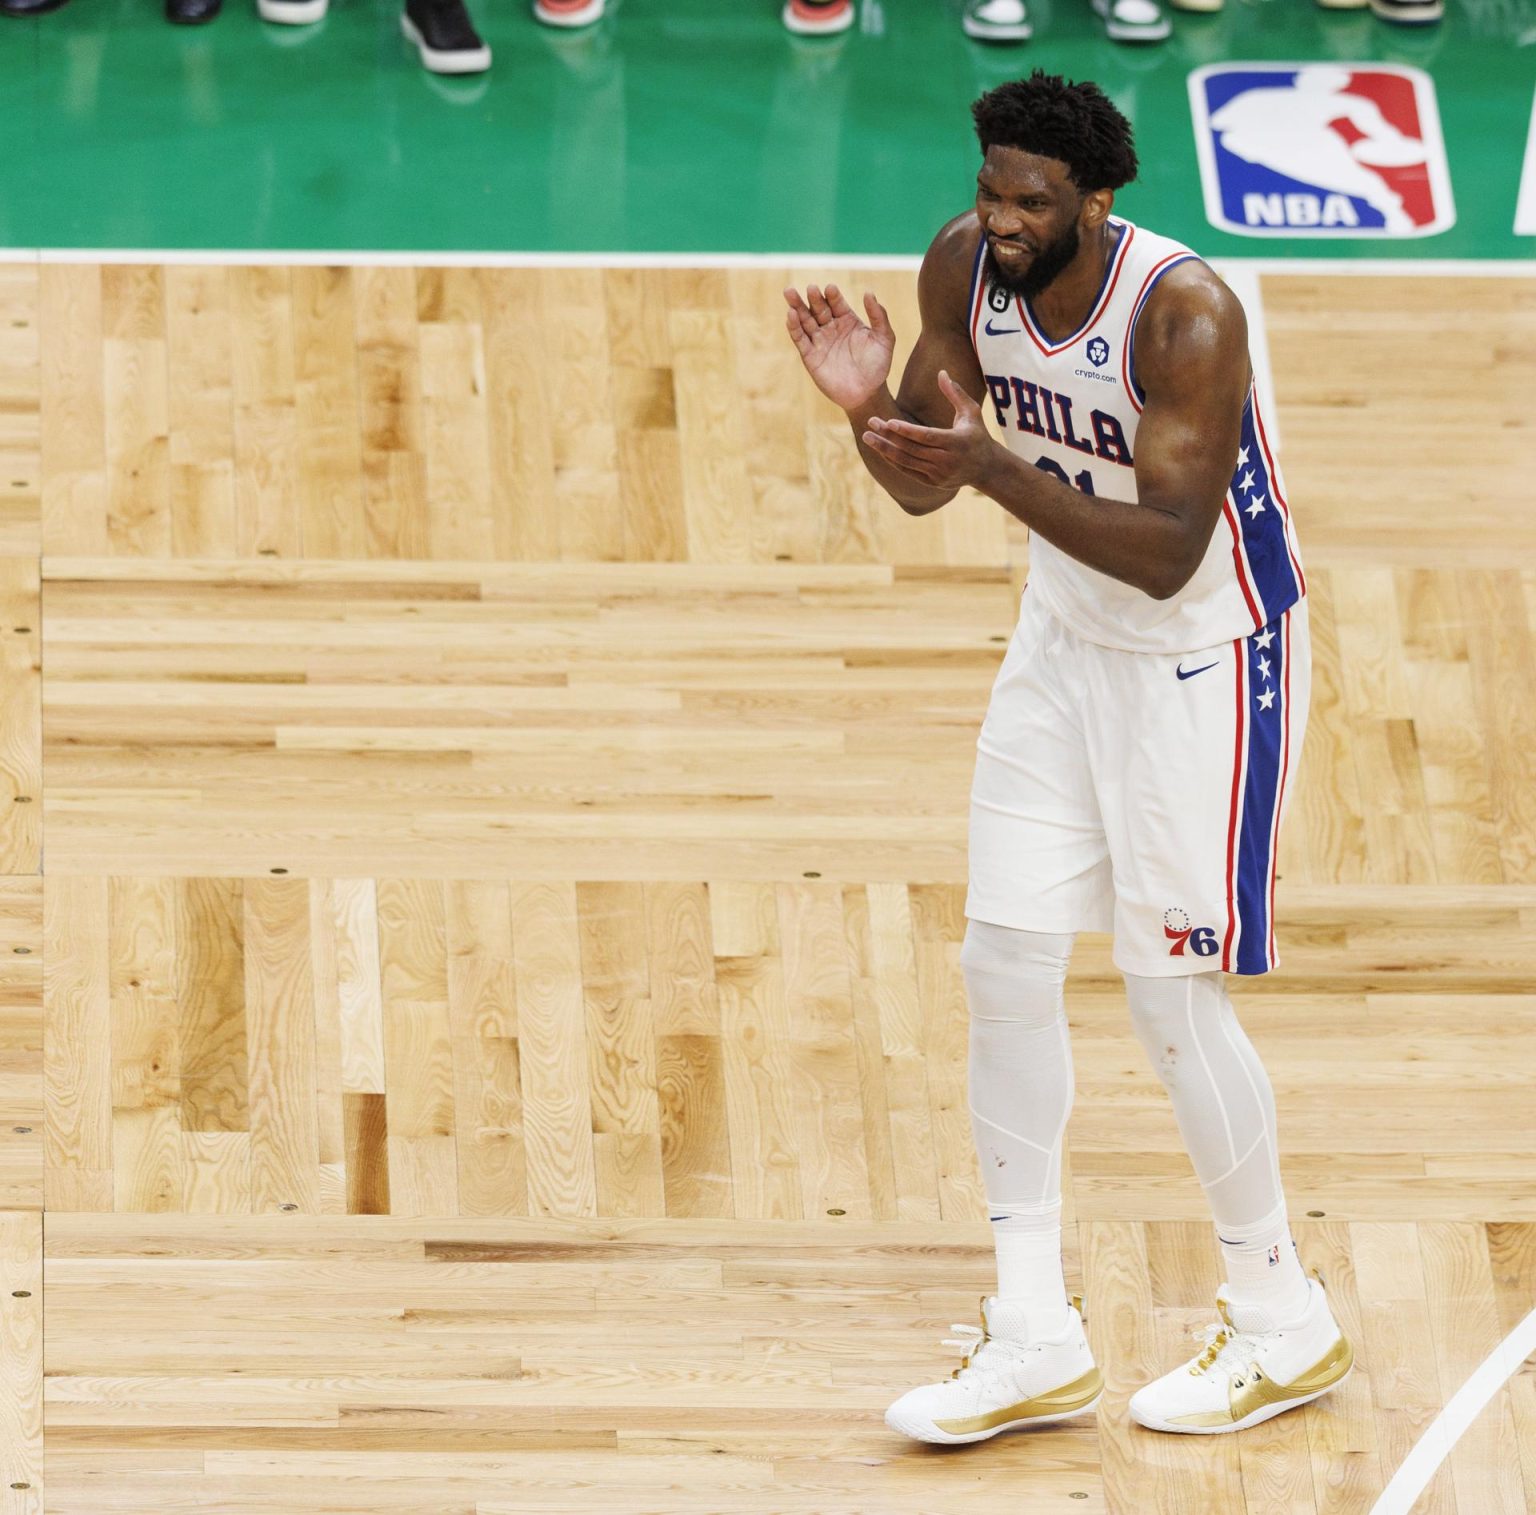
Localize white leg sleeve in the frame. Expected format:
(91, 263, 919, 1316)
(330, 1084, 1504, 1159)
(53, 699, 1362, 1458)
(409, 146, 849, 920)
(963, 920, 1076, 1218)
(962, 920, 1078, 1334)
(1122, 970, 1281, 1229)
(1123, 970, 1311, 1320)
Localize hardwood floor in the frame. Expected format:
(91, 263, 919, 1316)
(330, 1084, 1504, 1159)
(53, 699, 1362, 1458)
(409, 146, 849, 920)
(0, 262, 1531, 1512)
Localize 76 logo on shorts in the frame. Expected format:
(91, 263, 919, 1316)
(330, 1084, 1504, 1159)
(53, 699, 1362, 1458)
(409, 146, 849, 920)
(1164, 908, 1220, 958)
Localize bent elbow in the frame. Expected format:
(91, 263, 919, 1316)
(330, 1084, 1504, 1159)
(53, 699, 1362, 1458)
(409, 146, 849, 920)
(897, 489, 957, 517)
(1142, 558, 1200, 601)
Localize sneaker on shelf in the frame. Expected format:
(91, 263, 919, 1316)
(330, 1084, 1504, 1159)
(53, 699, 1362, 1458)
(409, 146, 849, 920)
(885, 1293, 1103, 1445)
(402, 0, 491, 71)
(257, 0, 327, 23)
(1129, 1275, 1353, 1435)
(963, 0, 1031, 39)
(1091, 0, 1171, 39)
(782, 0, 854, 34)
(1369, 0, 1442, 21)
(533, 0, 604, 26)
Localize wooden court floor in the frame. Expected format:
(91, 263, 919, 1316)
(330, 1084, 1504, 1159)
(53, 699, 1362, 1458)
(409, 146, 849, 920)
(0, 263, 1530, 1512)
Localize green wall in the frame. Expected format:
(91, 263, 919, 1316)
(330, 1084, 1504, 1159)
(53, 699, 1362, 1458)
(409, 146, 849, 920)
(2, 0, 1532, 258)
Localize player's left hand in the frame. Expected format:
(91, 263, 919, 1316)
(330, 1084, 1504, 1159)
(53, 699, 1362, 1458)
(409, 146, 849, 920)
(861, 371, 1001, 493)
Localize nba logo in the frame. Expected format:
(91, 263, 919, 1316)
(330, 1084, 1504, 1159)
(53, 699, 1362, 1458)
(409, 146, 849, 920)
(1267, 1244, 1281, 1267)
(1188, 64, 1455, 238)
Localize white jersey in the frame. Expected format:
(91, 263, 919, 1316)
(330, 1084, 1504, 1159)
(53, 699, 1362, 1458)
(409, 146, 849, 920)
(967, 216, 1306, 653)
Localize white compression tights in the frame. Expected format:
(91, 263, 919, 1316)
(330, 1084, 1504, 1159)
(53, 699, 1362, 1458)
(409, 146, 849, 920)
(962, 920, 1076, 1334)
(1123, 969, 1309, 1317)
(964, 919, 1309, 1325)
(1122, 970, 1283, 1231)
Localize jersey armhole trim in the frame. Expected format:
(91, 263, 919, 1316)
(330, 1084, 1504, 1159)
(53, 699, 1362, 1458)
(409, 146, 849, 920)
(1122, 251, 1202, 411)
(967, 233, 988, 355)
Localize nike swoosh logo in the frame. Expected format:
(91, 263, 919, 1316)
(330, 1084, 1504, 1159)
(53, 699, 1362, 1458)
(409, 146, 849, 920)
(984, 319, 1020, 336)
(1176, 661, 1219, 680)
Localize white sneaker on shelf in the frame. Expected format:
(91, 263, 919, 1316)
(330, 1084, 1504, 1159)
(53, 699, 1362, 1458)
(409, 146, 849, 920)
(962, 0, 1032, 40)
(1129, 1275, 1353, 1434)
(257, 0, 327, 23)
(1091, 0, 1171, 39)
(1368, 0, 1443, 22)
(885, 1293, 1103, 1445)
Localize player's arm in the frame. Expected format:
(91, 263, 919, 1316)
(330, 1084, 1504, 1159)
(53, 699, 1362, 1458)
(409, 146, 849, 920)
(862, 263, 1249, 599)
(868, 218, 988, 513)
(784, 215, 986, 515)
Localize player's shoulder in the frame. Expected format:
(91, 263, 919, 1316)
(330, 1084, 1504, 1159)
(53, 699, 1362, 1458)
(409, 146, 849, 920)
(924, 211, 984, 271)
(1137, 253, 1246, 344)
(917, 212, 984, 312)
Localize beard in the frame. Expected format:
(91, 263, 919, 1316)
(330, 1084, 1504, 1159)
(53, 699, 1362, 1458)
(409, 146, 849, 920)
(984, 222, 1081, 302)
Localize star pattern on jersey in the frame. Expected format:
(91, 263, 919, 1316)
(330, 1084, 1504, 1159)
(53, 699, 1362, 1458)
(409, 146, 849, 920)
(1250, 628, 1278, 714)
(1238, 468, 1257, 495)
(1237, 447, 1250, 468)
(1245, 493, 1267, 519)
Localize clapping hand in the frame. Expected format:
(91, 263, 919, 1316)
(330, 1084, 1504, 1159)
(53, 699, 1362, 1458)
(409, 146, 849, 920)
(783, 283, 895, 412)
(860, 370, 999, 493)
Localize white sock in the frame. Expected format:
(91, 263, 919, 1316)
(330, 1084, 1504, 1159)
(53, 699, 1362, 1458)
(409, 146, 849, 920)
(1124, 970, 1310, 1325)
(962, 921, 1077, 1341)
(989, 1199, 1071, 1340)
(1216, 1201, 1310, 1323)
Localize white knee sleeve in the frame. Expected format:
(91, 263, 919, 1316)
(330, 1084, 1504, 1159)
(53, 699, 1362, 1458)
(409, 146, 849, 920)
(962, 921, 1076, 1219)
(1123, 971, 1283, 1233)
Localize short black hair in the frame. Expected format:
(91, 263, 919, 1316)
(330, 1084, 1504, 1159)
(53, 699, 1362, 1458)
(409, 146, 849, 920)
(971, 71, 1138, 193)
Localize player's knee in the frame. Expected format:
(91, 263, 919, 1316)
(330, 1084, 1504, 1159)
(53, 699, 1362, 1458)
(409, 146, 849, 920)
(960, 920, 1073, 987)
(1123, 971, 1224, 1086)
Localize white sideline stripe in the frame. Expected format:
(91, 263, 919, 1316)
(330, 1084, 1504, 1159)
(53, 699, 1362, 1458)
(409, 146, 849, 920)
(0, 248, 927, 269)
(1368, 1303, 1536, 1515)
(1215, 263, 1279, 447)
(1517, 87, 1536, 237)
(0, 247, 1534, 275)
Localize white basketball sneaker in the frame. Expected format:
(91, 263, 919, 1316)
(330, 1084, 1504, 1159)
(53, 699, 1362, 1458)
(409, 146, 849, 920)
(1130, 1274, 1353, 1434)
(885, 1293, 1103, 1445)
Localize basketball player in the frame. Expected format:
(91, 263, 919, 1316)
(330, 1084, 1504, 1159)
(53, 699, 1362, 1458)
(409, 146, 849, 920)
(783, 71, 1353, 1441)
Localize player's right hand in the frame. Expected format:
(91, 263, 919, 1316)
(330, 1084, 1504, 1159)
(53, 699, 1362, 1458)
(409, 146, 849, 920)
(783, 284, 895, 412)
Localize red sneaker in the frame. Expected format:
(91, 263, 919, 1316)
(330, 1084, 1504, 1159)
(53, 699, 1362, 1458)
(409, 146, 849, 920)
(533, 0, 604, 27)
(782, 0, 854, 33)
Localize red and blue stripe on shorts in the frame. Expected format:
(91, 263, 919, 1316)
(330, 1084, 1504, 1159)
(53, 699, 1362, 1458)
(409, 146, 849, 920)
(1223, 607, 1296, 975)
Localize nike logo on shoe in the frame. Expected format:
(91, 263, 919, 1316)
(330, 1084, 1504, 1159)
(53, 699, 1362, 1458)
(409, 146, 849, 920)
(1176, 661, 1218, 680)
(984, 318, 1021, 336)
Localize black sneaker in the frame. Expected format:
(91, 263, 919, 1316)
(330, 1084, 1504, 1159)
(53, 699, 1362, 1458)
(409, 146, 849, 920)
(401, 0, 491, 71)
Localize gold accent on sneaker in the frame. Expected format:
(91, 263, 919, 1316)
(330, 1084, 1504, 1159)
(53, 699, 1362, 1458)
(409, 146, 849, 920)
(1168, 1333, 1354, 1428)
(949, 1291, 1088, 1378)
(934, 1364, 1105, 1435)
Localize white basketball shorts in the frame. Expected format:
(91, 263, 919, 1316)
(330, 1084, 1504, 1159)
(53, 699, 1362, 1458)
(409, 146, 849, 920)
(965, 588, 1311, 977)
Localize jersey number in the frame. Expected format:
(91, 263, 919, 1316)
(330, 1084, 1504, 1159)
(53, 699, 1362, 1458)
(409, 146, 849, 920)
(1035, 456, 1096, 496)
